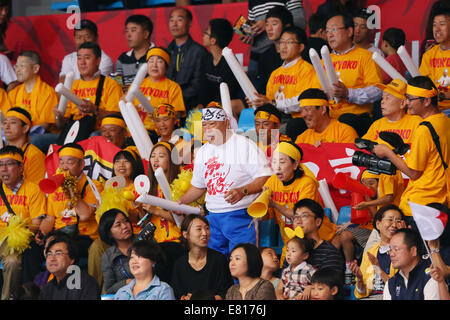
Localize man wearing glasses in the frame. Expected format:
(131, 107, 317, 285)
(0, 145, 47, 299)
(373, 76, 450, 223)
(248, 26, 321, 141)
(325, 13, 383, 137)
(40, 234, 100, 300)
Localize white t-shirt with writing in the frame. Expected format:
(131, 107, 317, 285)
(59, 50, 114, 79)
(191, 133, 273, 213)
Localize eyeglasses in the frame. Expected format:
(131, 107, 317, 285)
(382, 217, 403, 225)
(0, 161, 19, 168)
(46, 251, 69, 258)
(325, 27, 346, 35)
(279, 40, 300, 46)
(293, 213, 314, 221)
(405, 96, 423, 102)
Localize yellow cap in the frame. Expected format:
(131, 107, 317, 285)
(376, 78, 407, 100)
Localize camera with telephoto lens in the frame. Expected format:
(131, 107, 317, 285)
(352, 131, 410, 175)
(137, 213, 156, 241)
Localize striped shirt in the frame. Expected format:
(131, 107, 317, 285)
(248, 0, 304, 21)
(307, 241, 345, 278)
(115, 44, 154, 88)
(281, 261, 316, 299)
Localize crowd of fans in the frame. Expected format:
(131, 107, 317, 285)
(0, 0, 448, 301)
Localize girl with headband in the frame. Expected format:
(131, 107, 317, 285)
(131, 47, 186, 132)
(261, 141, 338, 266)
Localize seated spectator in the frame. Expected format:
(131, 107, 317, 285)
(226, 243, 276, 300)
(59, 19, 114, 83)
(116, 15, 154, 90)
(0, 145, 47, 299)
(248, 26, 321, 140)
(167, 7, 208, 112)
(3, 107, 46, 184)
(55, 42, 123, 145)
(383, 228, 441, 300)
(254, 104, 289, 159)
(200, 18, 244, 118)
(8, 51, 58, 134)
(295, 88, 358, 146)
(39, 234, 101, 300)
(349, 204, 405, 299)
(372, 76, 450, 221)
(100, 114, 131, 149)
(154, 103, 182, 145)
(302, 12, 330, 64)
(11, 282, 41, 300)
(259, 247, 280, 290)
(256, 6, 293, 95)
(353, 9, 384, 56)
(310, 267, 342, 300)
(133, 47, 186, 132)
(41, 143, 104, 263)
(419, 7, 450, 113)
(170, 214, 233, 300)
(99, 209, 135, 295)
(380, 28, 407, 84)
(325, 13, 383, 137)
(292, 199, 346, 279)
(114, 240, 175, 300)
(276, 234, 316, 300)
(261, 141, 338, 265)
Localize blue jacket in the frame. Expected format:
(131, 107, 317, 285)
(113, 275, 175, 300)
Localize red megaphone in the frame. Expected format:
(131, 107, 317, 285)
(39, 174, 65, 194)
(350, 192, 371, 225)
(332, 172, 376, 197)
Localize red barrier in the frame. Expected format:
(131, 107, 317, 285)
(4, 0, 438, 87)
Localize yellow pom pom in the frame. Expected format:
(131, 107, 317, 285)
(0, 215, 33, 255)
(96, 186, 131, 223)
(121, 190, 136, 201)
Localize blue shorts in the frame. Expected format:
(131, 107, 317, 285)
(206, 208, 256, 258)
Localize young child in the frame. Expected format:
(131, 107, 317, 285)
(276, 229, 316, 300)
(310, 268, 342, 300)
(380, 28, 407, 84)
(260, 247, 281, 290)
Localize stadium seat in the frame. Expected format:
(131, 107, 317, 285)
(51, 1, 125, 11)
(237, 108, 255, 132)
(324, 207, 333, 224)
(337, 205, 352, 225)
(259, 219, 278, 248)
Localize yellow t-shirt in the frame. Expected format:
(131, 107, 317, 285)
(295, 118, 358, 145)
(0, 180, 46, 229)
(419, 44, 450, 111)
(22, 143, 46, 185)
(0, 87, 11, 116)
(47, 174, 104, 238)
(400, 113, 450, 216)
(266, 58, 321, 118)
(7, 76, 58, 126)
(264, 174, 337, 264)
(133, 77, 186, 131)
(66, 76, 123, 129)
(328, 46, 383, 118)
(150, 184, 181, 243)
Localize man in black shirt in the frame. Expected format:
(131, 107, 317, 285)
(292, 199, 345, 280)
(167, 8, 208, 112)
(115, 15, 154, 90)
(39, 234, 100, 300)
(302, 12, 330, 64)
(200, 18, 244, 118)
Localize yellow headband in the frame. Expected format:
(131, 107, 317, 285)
(147, 48, 170, 66)
(154, 103, 175, 118)
(6, 110, 32, 126)
(255, 111, 280, 124)
(154, 141, 172, 152)
(274, 142, 301, 161)
(123, 146, 138, 161)
(299, 99, 329, 108)
(59, 147, 84, 160)
(0, 153, 23, 163)
(406, 85, 438, 98)
(101, 117, 126, 129)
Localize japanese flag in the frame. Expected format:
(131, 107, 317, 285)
(409, 201, 448, 240)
